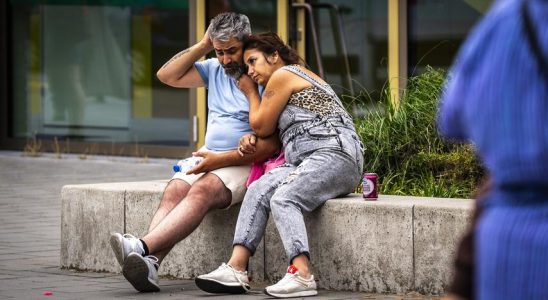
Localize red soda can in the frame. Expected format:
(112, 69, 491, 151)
(362, 173, 378, 200)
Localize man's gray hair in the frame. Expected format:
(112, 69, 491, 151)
(208, 12, 251, 42)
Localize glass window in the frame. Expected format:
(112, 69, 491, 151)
(206, 0, 277, 34)
(302, 0, 388, 99)
(408, 0, 493, 76)
(10, 0, 191, 147)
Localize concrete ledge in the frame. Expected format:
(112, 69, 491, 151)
(61, 181, 264, 281)
(61, 184, 125, 273)
(413, 199, 473, 294)
(61, 181, 472, 295)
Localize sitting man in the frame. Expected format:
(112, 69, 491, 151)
(109, 12, 279, 293)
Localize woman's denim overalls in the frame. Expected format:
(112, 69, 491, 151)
(233, 65, 364, 261)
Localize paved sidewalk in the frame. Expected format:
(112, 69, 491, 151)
(0, 151, 442, 299)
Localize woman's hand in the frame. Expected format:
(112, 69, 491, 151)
(237, 133, 258, 156)
(237, 74, 259, 98)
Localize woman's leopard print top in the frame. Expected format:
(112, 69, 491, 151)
(287, 85, 350, 118)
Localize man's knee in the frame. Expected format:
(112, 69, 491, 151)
(162, 180, 190, 205)
(186, 175, 231, 209)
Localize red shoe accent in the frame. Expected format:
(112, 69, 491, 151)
(287, 264, 298, 274)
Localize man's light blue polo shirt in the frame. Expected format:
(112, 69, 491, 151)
(195, 58, 253, 151)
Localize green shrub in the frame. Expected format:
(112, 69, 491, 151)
(351, 67, 484, 198)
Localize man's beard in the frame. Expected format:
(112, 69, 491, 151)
(222, 62, 246, 79)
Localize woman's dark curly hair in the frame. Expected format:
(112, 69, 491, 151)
(243, 32, 304, 65)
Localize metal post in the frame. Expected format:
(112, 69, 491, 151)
(292, 3, 325, 79)
(313, 3, 354, 95)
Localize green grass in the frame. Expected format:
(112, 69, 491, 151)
(349, 67, 484, 198)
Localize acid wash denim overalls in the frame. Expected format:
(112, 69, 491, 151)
(233, 65, 364, 262)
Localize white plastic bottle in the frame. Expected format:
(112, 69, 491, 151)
(173, 156, 203, 172)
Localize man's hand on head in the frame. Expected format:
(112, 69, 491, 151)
(200, 29, 214, 50)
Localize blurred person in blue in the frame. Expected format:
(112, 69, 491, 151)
(108, 12, 279, 293)
(438, 0, 548, 299)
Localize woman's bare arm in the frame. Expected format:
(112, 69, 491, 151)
(238, 70, 294, 137)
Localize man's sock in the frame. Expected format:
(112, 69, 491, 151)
(138, 239, 159, 270)
(139, 239, 150, 256)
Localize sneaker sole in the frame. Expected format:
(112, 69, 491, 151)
(122, 254, 160, 293)
(109, 233, 125, 267)
(195, 277, 249, 294)
(264, 288, 317, 298)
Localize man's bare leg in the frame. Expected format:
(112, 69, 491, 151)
(148, 179, 192, 232)
(142, 173, 231, 262)
(110, 180, 190, 267)
(118, 174, 231, 292)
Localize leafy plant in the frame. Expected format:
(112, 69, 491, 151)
(351, 67, 484, 198)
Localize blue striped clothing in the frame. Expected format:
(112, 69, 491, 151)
(439, 0, 548, 187)
(438, 0, 548, 299)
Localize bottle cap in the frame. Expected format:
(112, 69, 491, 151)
(173, 165, 181, 172)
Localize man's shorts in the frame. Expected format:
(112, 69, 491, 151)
(171, 147, 251, 207)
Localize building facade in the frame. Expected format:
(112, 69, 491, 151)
(0, 0, 491, 158)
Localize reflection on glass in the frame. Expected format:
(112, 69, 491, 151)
(43, 5, 131, 131)
(206, 0, 277, 34)
(408, 0, 492, 76)
(306, 0, 388, 99)
(10, 1, 191, 147)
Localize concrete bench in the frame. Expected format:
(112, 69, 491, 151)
(60, 181, 473, 295)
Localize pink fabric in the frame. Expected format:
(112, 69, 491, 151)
(246, 150, 286, 187)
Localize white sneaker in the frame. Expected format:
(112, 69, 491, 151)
(122, 252, 160, 292)
(109, 233, 145, 266)
(264, 265, 317, 298)
(195, 263, 250, 294)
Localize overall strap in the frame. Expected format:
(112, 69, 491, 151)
(281, 65, 336, 97)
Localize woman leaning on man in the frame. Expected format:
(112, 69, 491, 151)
(196, 32, 364, 298)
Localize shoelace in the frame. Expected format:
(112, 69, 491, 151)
(222, 263, 250, 292)
(122, 234, 145, 254)
(144, 255, 160, 269)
